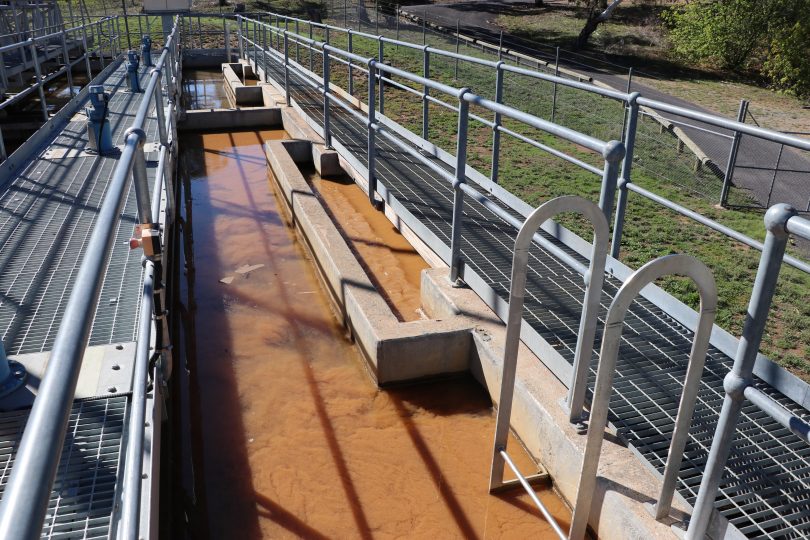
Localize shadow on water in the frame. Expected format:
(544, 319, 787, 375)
(167, 129, 572, 539)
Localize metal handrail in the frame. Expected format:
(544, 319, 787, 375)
(489, 196, 609, 540)
(0, 18, 179, 540)
(686, 204, 810, 539)
(568, 254, 717, 539)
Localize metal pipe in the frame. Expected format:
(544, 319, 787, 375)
(551, 47, 559, 122)
(378, 37, 384, 114)
(570, 254, 717, 539)
(500, 450, 567, 540)
(611, 93, 640, 258)
(491, 62, 503, 184)
(449, 89, 471, 283)
(284, 32, 290, 106)
(323, 48, 332, 148)
(686, 204, 797, 539)
(348, 30, 354, 96)
(422, 47, 429, 140)
(28, 39, 48, 122)
(367, 59, 377, 205)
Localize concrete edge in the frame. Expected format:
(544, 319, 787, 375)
(264, 139, 472, 384)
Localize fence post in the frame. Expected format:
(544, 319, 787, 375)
(551, 46, 560, 122)
(620, 67, 633, 140)
(719, 99, 749, 207)
(367, 59, 378, 206)
(378, 37, 384, 115)
(765, 144, 785, 208)
(498, 29, 503, 60)
(224, 22, 231, 61)
(422, 46, 429, 141)
(348, 30, 354, 95)
(449, 89, 471, 284)
(611, 92, 640, 259)
(396, 4, 400, 43)
(309, 23, 313, 72)
(490, 62, 504, 184)
(284, 31, 290, 106)
(455, 20, 460, 79)
(344, 0, 348, 27)
(29, 39, 48, 122)
(375, 0, 379, 34)
(685, 203, 797, 539)
(422, 10, 426, 44)
(322, 46, 332, 149)
(295, 19, 300, 62)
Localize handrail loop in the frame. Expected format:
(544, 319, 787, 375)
(568, 253, 717, 539)
(489, 195, 610, 540)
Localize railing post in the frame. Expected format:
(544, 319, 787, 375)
(29, 39, 48, 122)
(367, 59, 378, 206)
(551, 46, 560, 122)
(347, 30, 354, 96)
(378, 37, 384, 115)
(422, 46, 429, 141)
(598, 140, 625, 225)
(719, 99, 749, 207)
(396, 4, 400, 42)
(322, 46, 332, 149)
(498, 29, 503, 60)
(375, 0, 379, 34)
(308, 23, 313, 72)
(284, 31, 290, 106)
(449, 89, 471, 284)
(490, 62, 503, 184)
(60, 30, 75, 97)
(620, 67, 633, 140)
(295, 19, 300, 63)
(685, 204, 796, 540)
(610, 92, 640, 259)
(237, 16, 243, 59)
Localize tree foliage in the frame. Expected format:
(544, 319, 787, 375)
(664, 0, 810, 97)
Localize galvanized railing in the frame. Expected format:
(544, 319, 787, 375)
(0, 15, 120, 161)
(0, 17, 180, 540)
(489, 195, 609, 540)
(239, 12, 810, 536)
(569, 253, 717, 539)
(685, 205, 810, 539)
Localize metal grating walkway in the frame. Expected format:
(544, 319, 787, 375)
(0, 395, 128, 539)
(0, 61, 161, 356)
(257, 51, 810, 538)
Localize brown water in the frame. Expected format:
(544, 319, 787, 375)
(308, 172, 428, 321)
(171, 130, 572, 539)
(182, 68, 230, 110)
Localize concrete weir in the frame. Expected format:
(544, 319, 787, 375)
(260, 108, 714, 539)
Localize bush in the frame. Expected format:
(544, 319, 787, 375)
(663, 0, 810, 98)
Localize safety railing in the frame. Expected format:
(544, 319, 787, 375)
(0, 17, 180, 540)
(0, 16, 119, 161)
(569, 253, 717, 538)
(489, 195, 609, 539)
(685, 204, 810, 539)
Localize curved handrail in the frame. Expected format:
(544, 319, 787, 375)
(488, 195, 610, 540)
(568, 253, 717, 539)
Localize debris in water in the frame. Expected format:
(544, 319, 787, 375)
(219, 276, 234, 284)
(235, 263, 265, 275)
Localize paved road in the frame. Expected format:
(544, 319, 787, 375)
(402, 0, 810, 212)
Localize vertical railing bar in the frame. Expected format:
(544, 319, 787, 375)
(719, 99, 749, 207)
(448, 88, 470, 284)
(490, 62, 503, 184)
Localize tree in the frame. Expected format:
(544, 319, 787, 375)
(575, 0, 623, 49)
(664, 0, 810, 97)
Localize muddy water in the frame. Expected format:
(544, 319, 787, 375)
(173, 130, 572, 539)
(308, 172, 428, 321)
(182, 68, 230, 109)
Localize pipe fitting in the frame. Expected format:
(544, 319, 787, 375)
(723, 371, 751, 401)
(602, 139, 626, 163)
(764, 203, 797, 238)
(457, 86, 472, 100)
(627, 91, 640, 106)
(125, 127, 147, 147)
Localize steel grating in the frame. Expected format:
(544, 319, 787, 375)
(0, 395, 129, 539)
(255, 49, 810, 538)
(0, 62, 161, 355)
